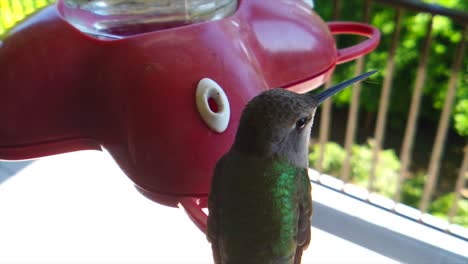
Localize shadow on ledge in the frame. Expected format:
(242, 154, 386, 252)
(312, 200, 467, 263)
(0, 160, 35, 184)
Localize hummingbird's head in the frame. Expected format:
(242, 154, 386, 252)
(232, 70, 377, 168)
(233, 88, 318, 168)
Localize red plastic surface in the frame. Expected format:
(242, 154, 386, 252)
(0, 0, 379, 228)
(279, 22, 380, 93)
(179, 197, 208, 233)
(328, 22, 381, 64)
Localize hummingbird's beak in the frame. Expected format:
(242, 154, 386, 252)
(316, 70, 378, 105)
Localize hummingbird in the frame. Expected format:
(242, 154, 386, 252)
(207, 70, 377, 264)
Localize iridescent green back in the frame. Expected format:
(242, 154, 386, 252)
(209, 152, 311, 263)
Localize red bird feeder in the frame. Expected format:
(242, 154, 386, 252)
(0, 0, 379, 232)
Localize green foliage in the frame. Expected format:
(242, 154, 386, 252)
(309, 141, 468, 227)
(423, 0, 468, 11)
(454, 99, 468, 136)
(314, 0, 468, 137)
(429, 193, 468, 227)
(0, 0, 55, 38)
(308, 141, 345, 176)
(350, 140, 400, 197)
(309, 140, 400, 198)
(400, 172, 426, 208)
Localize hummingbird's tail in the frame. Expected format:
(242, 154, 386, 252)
(294, 246, 304, 264)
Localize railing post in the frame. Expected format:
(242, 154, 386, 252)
(449, 145, 468, 223)
(341, 0, 372, 182)
(369, 8, 403, 192)
(419, 26, 467, 214)
(395, 15, 434, 203)
(332, 0, 342, 19)
(317, 83, 333, 173)
(317, 0, 342, 172)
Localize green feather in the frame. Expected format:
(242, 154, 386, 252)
(208, 153, 311, 263)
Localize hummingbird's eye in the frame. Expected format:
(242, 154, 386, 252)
(295, 117, 309, 130)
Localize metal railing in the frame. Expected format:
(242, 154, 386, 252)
(314, 0, 467, 236)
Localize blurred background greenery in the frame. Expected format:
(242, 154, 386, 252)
(0, 0, 54, 37)
(311, 0, 467, 227)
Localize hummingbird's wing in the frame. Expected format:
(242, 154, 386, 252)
(294, 168, 313, 264)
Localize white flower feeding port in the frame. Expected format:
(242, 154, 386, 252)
(196, 78, 231, 133)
